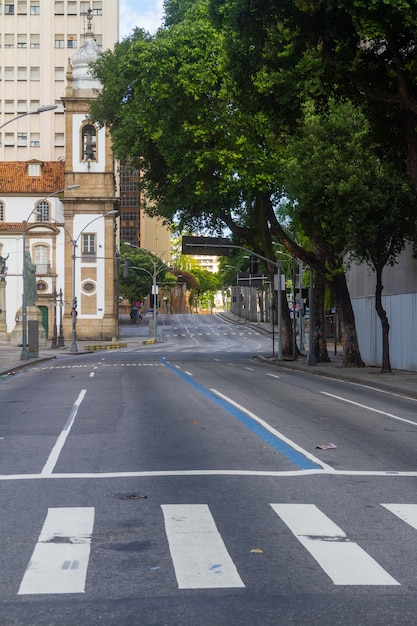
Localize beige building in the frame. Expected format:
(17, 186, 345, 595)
(0, 3, 119, 345)
(0, 0, 119, 162)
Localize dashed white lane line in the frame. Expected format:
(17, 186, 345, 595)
(41, 390, 86, 476)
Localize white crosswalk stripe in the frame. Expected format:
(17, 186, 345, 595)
(18, 507, 95, 595)
(161, 504, 245, 589)
(270, 503, 399, 586)
(17, 502, 417, 595)
(382, 503, 417, 529)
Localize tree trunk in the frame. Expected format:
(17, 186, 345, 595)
(329, 272, 365, 367)
(314, 270, 330, 362)
(375, 265, 391, 373)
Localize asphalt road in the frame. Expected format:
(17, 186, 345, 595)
(1, 314, 417, 625)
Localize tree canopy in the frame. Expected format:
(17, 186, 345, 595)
(89, 0, 417, 368)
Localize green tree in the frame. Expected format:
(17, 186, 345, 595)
(119, 242, 170, 305)
(283, 98, 417, 372)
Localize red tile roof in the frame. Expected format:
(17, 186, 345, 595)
(0, 161, 65, 193)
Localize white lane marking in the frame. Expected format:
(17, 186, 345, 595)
(382, 504, 417, 529)
(41, 389, 86, 476)
(89, 372, 95, 378)
(245, 367, 254, 371)
(185, 371, 193, 377)
(161, 504, 244, 589)
(5, 469, 417, 481)
(267, 373, 280, 379)
(320, 392, 417, 427)
(211, 389, 333, 471)
(271, 504, 399, 586)
(18, 507, 95, 595)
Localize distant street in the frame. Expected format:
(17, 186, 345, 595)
(1, 314, 417, 625)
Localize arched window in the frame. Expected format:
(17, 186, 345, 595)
(34, 244, 49, 273)
(0, 201, 4, 221)
(36, 200, 49, 221)
(82, 123, 97, 160)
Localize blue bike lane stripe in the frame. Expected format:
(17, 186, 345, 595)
(161, 359, 320, 471)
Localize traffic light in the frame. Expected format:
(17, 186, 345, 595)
(250, 256, 259, 274)
(123, 259, 130, 277)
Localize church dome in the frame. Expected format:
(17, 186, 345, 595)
(71, 31, 102, 91)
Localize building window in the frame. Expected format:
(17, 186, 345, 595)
(0, 201, 4, 221)
(82, 281, 96, 294)
(54, 67, 64, 81)
(54, 0, 64, 14)
(5, 67, 14, 81)
(54, 132, 64, 147)
(54, 34, 64, 48)
(17, 34, 27, 47)
(80, 1, 90, 14)
(30, 99, 40, 111)
(28, 162, 41, 176)
(82, 123, 97, 161)
(17, 133, 27, 146)
(82, 233, 96, 258)
(92, 1, 102, 15)
(34, 244, 49, 274)
(17, 0, 26, 13)
(37, 280, 47, 292)
(4, 33, 14, 47)
(17, 100, 27, 113)
(5, 100, 14, 113)
(4, 133, 14, 146)
(30, 33, 39, 48)
(30, 0, 39, 14)
(30, 133, 40, 147)
(36, 200, 49, 221)
(30, 66, 40, 80)
(67, 1, 77, 15)
(17, 67, 27, 80)
(5, 3, 15, 14)
(67, 35, 77, 48)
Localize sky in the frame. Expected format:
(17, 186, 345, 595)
(119, 0, 165, 40)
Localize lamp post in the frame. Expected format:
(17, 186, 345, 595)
(58, 288, 65, 347)
(70, 210, 119, 353)
(125, 242, 169, 340)
(0, 104, 57, 131)
(20, 185, 80, 360)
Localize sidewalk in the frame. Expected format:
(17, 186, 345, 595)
(1, 313, 416, 400)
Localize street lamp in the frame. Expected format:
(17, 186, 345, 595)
(125, 242, 168, 340)
(70, 210, 119, 353)
(0, 105, 57, 130)
(20, 185, 80, 360)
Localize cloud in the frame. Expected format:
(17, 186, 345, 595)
(119, 0, 164, 40)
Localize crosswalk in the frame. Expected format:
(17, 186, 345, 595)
(14, 502, 417, 595)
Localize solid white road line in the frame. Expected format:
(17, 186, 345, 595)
(18, 507, 95, 595)
(161, 504, 245, 589)
(382, 503, 417, 529)
(271, 503, 399, 586)
(211, 389, 333, 471)
(320, 391, 417, 427)
(41, 389, 86, 476)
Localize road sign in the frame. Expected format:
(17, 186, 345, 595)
(182, 236, 231, 256)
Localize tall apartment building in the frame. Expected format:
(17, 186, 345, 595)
(0, 0, 119, 161)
